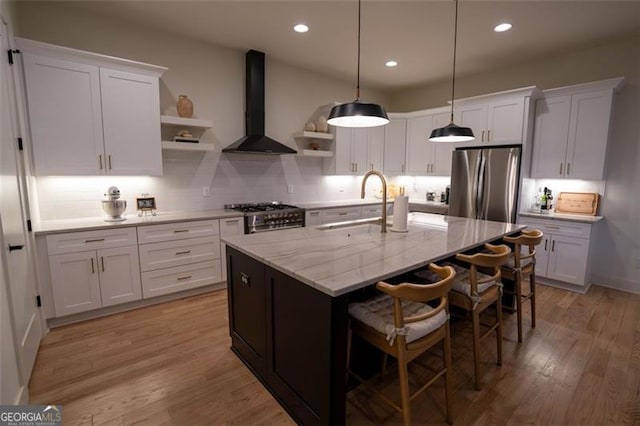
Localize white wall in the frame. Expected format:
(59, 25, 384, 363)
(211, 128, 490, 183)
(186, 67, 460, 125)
(391, 35, 640, 294)
(13, 1, 394, 220)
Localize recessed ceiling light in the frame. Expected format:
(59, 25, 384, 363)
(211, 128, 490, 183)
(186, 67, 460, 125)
(494, 23, 512, 33)
(293, 24, 309, 33)
(385, 60, 398, 67)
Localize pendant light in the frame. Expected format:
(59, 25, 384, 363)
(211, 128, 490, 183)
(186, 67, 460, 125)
(327, 0, 389, 128)
(429, 0, 475, 142)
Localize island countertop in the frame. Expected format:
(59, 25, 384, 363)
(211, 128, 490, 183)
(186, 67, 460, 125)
(222, 212, 525, 297)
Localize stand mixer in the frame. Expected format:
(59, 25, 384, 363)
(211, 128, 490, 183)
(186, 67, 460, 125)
(102, 186, 127, 222)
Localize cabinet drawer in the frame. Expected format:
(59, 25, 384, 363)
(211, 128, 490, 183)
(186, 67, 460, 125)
(361, 205, 383, 219)
(137, 219, 219, 244)
(46, 227, 137, 255)
(519, 217, 591, 239)
(220, 216, 244, 237)
(320, 207, 361, 225)
(138, 235, 221, 272)
(141, 260, 222, 298)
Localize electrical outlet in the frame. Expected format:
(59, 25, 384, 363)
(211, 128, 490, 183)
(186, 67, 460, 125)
(287, 184, 294, 194)
(202, 186, 210, 197)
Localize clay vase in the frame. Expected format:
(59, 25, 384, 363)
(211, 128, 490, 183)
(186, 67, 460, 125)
(316, 116, 328, 133)
(176, 95, 194, 118)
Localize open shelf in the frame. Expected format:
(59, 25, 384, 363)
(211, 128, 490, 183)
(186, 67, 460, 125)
(293, 131, 334, 140)
(298, 149, 333, 158)
(162, 141, 215, 152)
(160, 115, 214, 129)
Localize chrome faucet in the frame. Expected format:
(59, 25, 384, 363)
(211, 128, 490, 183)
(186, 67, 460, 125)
(361, 170, 388, 233)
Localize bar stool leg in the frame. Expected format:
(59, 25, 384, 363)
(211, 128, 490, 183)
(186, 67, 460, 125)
(472, 309, 481, 391)
(530, 272, 537, 329)
(397, 346, 411, 426)
(496, 296, 503, 366)
(515, 270, 523, 343)
(444, 323, 453, 425)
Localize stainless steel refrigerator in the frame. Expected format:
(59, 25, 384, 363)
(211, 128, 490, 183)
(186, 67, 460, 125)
(449, 145, 521, 223)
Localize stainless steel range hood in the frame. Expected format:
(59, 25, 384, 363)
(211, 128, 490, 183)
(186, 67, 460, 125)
(222, 50, 296, 155)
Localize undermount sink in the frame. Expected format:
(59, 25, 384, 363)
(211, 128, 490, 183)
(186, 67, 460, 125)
(316, 222, 384, 237)
(315, 217, 382, 231)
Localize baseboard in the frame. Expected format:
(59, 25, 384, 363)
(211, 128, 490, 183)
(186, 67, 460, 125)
(536, 277, 590, 294)
(48, 282, 226, 328)
(591, 274, 640, 295)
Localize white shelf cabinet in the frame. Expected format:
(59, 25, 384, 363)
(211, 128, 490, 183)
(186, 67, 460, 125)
(160, 115, 215, 152)
(46, 228, 142, 317)
(530, 78, 624, 179)
(293, 131, 334, 157)
(519, 216, 596, 290)
(18, 38, 166, 176)
(325, 127, 384, 175)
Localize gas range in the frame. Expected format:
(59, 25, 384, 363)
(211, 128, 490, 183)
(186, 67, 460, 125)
(224, 202, 305, 234)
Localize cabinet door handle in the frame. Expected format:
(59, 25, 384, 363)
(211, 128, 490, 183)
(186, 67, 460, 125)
(401, 164, 405, 173)
(99, 155, 103, 170)
(551, 240, 555, 252)
(559, 163, 563, 175)
(101, 256, 105, 272)
(487, 130, 491, 141)
(90, 258, 95, 274)
(240, 272, 250, 287)
(177, 275, 192, 281)
(85, 238, 105, 243)
(225, 219, 240, 224)
(566, 162, 571, 175)
(173, 229, 189, 233)
(309, 212, 319, 216)
(338, 212, 348, 216)
(544, 239, 548, 251)
(546, 225, 560, 229)
(355, 163, 358, 173)
(481, 130, 485, 142)
(8, 244, 24, 252)
(370, 163, 374, 171)
(175, 250, 191, 255)
(108, 155, 112, 170)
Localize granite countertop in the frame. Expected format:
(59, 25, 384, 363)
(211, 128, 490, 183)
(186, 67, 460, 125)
(33, 209, 243, 235)
(222, 212, 524, 297)
(519, 211, 603, 223)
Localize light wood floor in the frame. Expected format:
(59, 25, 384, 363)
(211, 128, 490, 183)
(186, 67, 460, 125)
(29, 284, 640, 425)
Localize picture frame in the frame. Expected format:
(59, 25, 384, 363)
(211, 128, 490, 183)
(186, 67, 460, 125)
(136, 196, 157, 216)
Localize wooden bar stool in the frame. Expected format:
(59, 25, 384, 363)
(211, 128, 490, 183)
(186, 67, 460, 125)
(347, 264, 456, 426)
(416, 243, 511, 390)
(501, 229, 544, 342)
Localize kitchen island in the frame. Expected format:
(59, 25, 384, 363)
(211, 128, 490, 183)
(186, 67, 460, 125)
(222, 213, 525, 425)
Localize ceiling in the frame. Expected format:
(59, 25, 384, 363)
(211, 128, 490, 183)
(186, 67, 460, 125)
(65, 1, 640, 91)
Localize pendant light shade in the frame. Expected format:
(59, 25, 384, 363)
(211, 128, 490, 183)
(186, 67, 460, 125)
(429, 0, 474, 143)
(327, 0, 389, 128)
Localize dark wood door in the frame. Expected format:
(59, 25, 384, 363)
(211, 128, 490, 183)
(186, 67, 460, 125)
(227, 247, 267, 377)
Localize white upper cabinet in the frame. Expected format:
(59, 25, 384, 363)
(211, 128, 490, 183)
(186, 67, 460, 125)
(325, 126, 384, 175)
(383, 117, 407, 175)
(100, 69, 163, 176)
(22, 55, 105, 175)
(406, 109, 454, 176)
(18, 38, 166, 176)
(530, 78, 624, 179)
(454, 86, 537, 146)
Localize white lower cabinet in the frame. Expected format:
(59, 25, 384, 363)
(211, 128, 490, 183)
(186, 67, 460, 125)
(47, 229, 141, 317)
(519, 216, 594, 288)
(305, 210, 321, 227)
(320, 206, 362, 224)
(138, 220, 223, 298)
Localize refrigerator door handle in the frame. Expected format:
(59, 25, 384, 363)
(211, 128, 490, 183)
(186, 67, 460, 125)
(476, 152, 487, 219)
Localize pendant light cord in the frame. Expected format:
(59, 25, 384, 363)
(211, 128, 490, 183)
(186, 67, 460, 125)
(450, 0, 459, 122)
(356, 0, 362, 100)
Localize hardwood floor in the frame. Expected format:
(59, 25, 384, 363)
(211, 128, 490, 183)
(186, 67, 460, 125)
(29, 284, 640, 425)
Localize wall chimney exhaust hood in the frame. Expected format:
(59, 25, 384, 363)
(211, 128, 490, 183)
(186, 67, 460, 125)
(222, 50, 296, 155)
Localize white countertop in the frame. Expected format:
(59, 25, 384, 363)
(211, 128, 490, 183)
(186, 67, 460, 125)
(222, 212, 524, 297)
(33, 209, 243, 235)
(297, 198, 448, 210)
(519, 211, 603, 223)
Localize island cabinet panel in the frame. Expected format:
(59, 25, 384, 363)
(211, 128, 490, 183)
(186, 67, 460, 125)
(227, 248, 267, 378)
(226, 247, 349, 425)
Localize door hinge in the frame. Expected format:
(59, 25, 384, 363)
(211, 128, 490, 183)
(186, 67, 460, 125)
(7, 49, 20, 65)
(36, 295, 42, 307)
(17, 137, 23, 151)
(27, 219, 32, 232)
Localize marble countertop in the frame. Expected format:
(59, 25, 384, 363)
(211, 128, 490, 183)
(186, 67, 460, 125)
(33, 209, 243, 235)
(519, 211, 603, 223)
(296, 198, 447, 210)
(222, 212, 525, 297)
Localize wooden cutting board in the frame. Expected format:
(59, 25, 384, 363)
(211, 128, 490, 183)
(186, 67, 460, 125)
(555, 192, 599, 215)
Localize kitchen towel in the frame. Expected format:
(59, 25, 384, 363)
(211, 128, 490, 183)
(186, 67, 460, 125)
(391, 195, 409, 232)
